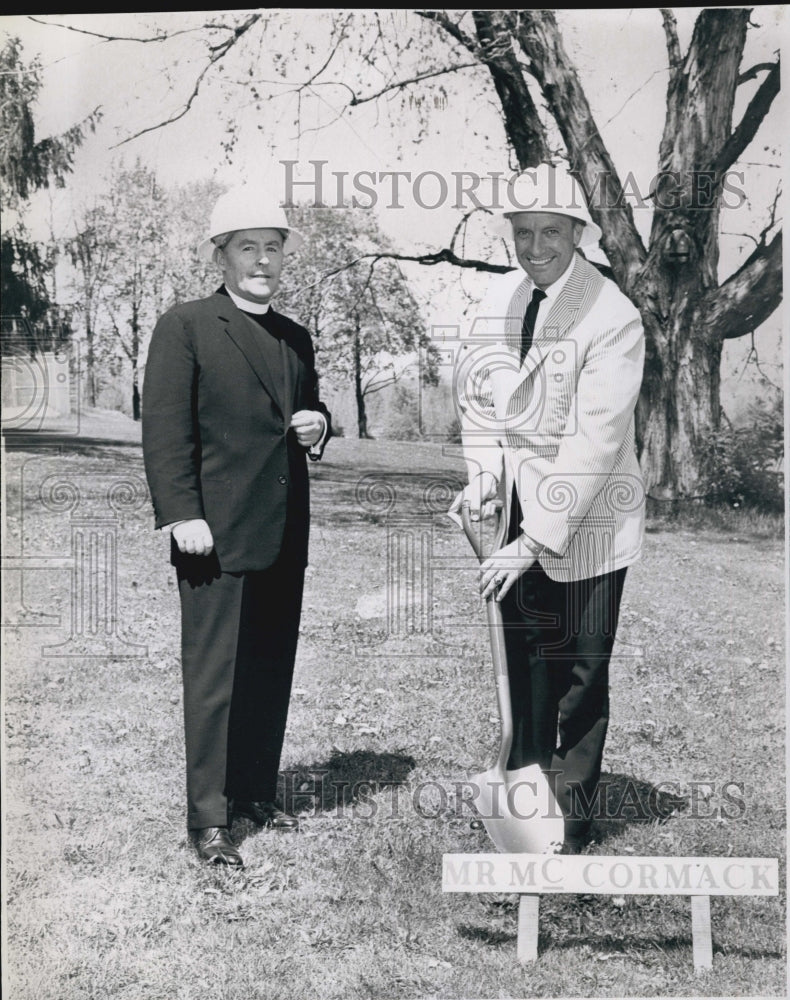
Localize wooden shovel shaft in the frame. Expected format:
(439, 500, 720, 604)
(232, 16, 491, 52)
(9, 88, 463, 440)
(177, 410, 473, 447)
(461, 504, 514, 774)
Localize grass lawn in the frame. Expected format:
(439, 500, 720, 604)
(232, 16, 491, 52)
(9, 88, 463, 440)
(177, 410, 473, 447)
(2, 434, 786, 999)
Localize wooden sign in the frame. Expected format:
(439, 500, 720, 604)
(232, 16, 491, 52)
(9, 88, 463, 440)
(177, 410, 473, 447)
(442, 854, 779, 970)
(443, 854, 778, 895)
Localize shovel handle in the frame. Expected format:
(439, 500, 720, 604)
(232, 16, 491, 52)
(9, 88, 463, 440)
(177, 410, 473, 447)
(460, 499, 514, 773)
(460, 500, 508, 565)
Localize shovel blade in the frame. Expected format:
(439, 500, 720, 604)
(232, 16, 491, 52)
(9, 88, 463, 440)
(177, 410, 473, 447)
(470, 764, 565, 854)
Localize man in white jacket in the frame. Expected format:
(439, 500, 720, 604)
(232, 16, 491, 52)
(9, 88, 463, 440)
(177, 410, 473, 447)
(450, 164, 645, 852)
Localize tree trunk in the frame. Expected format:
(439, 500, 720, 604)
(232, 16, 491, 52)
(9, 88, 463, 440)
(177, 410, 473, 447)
(637, 305, 722, 498)
(130, 298, 141, 422)
(85, 316, 96, 409)
(503, 7, 781, 499)
(356, 391, 369, 439)
(131, 357, 140, 421)
(631, 9, 749, 497)
(353, 323, 370, 439)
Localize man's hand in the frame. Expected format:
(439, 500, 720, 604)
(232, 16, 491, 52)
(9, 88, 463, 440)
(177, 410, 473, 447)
(479, 535, 540, 602)
(172, 519, 214, 556)
(291, 410, 325, 448)
(448, 471, 499, 524)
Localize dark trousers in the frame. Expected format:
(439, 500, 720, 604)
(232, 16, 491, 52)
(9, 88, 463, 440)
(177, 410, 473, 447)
(500, 524, 626, 839)
(176, 547, 304, 830)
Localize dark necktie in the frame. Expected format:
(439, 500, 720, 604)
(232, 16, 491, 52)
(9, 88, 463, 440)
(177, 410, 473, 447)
(520, 287, 547, 364)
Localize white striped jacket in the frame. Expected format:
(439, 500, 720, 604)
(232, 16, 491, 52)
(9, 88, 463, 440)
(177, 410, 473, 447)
(456, 253, 645, 582)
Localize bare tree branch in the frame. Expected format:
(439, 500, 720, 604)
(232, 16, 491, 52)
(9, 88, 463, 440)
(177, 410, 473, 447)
(218, 20, 354, 109)
(316, 248, 513, 280)
(110, 13, 262, 147)
(304, 243, 620, 291)
(710, 59, 780, 176)
(294, 96, 354, 139)
(509, 9, 647, 286)
(363, 371, 409, 395)
(660, 9, 682, 73)
(347, 260, 377, 314)
(448, 209, 480, 255)
(717, 185, 780, 261)
(738, 61, 778, 85)
(596, 68, 668, 133)
(764, 184, 781, 231)
(111, 62, 214, 147)
(703, 230, 782, 341)
(741, 329, 784, 391)
(473, 10, 550, 167)
(417, 10, 549, 166)
(303, 15, 353, 86)
(27, 15, 226, 43)
(347, 61, 480, 106)
(416, 10, 478, 51)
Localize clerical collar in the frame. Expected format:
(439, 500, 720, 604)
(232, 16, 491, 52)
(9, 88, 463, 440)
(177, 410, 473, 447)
(225, 286, 271, 314)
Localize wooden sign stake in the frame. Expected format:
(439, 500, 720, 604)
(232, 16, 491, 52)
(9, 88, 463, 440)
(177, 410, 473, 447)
(517, 894, 540, 963)
(690, 895, 713, 971)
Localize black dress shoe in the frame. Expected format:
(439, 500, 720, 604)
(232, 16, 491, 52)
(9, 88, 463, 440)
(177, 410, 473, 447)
(233, 800, 300, 831)
(190, 826, 244, 866)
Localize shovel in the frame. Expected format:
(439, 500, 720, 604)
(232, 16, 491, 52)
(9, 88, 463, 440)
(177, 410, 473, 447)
(461, 502, 565, 854)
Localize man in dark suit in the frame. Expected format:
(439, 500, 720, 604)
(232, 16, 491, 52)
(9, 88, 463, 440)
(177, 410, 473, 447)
(142, 187, 331, 867)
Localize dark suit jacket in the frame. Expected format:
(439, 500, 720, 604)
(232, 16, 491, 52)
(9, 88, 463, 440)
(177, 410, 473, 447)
(142, 288, 331, 572)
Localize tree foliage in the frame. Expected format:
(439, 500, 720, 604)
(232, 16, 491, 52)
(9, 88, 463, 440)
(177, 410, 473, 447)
(0, 35, 100, 330)
(278, 206, 439, 438)
(15, 12, 784, 488)
(67, 177, 433, 430)
(77, 8, 781, 495)
(69, 160, 170, 418)
(412, 9, 781, 496)
(705, 393, 784, 512)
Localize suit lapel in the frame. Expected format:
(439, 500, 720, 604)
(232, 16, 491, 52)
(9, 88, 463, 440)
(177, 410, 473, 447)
(219, 299, 286, 417)
(534, 254, 604, 346)
(504, 275, 532, 355)
(516, 254, 606, 383)
(503, 256, 607, 424)
(259, 309, 298, 428)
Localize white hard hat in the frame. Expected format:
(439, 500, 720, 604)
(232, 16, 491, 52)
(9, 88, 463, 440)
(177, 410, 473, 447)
(489, 163, 602, 248)
(197, 185, 304, 261)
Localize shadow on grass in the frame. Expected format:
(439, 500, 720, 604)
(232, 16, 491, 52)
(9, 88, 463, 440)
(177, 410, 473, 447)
(457, 927, 786, 962)
(457, 924, 515, 946)
(458, 915, 785, 962)
(545, 932, 786, 962)
(280, 747, 418, 815)
(2, 429, 143, 453)
(309, 465, 465, 528)
(229, 749, 416, 846)
(583, 771, 690, 847)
